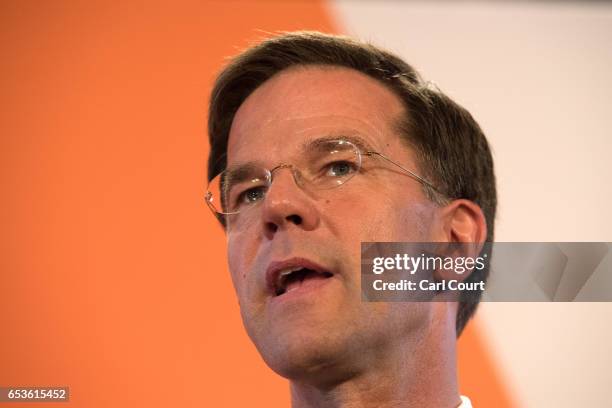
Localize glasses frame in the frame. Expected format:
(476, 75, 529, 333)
(205, 139, 446, 217)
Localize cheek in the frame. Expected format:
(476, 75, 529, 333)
(393, 200, 437, 240)
(323, 188, 436, 242)
(226, 233, 255, 298)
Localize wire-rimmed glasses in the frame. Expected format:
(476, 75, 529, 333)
(205, 138, 444, 223)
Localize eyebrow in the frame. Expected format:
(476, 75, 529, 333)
(222, 162, 264, 187)
(223, 133, 376, 180)
(300, 134, 374, 154)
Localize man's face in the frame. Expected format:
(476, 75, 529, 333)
(225, 66, 441, 381)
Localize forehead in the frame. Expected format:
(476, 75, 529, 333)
(227, 66, 408, 163)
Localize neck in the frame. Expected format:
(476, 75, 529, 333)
(289, 303, 461, 408)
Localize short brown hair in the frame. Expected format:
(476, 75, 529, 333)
(207, 31, 497, 336)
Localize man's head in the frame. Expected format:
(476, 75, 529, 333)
(207, 32, 496, 382)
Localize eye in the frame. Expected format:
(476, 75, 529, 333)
(325, 161, 356, 177)
(238, 186, 267, 205)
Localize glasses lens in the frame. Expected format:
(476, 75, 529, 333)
(302, 139, 361, 189)
(208, 164, 271, 214)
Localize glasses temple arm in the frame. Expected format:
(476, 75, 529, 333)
(364, 151, 445, 196)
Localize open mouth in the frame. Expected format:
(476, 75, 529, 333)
(272, 266, 334, 297)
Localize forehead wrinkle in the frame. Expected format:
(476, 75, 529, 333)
(230, 67, 403, 133)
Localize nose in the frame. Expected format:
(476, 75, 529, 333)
(261, 166, 320, 238)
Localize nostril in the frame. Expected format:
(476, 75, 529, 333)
(266, 222, 278, 234)
(286, 214, 302, 225)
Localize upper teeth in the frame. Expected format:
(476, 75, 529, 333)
(277, 267, 304, 288)
(280, 267, 303, 277)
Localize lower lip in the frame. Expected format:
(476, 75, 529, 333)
(269, 275, 335, 305)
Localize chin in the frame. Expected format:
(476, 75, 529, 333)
(253, 324, 351, 382)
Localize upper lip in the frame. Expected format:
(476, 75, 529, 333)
(265, 257, 333, 296)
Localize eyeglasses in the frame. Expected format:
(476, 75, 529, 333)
(205, 138, 445, 222)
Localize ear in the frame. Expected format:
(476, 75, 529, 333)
(436, 199, 487, 244)
(431, 200, 488, 290)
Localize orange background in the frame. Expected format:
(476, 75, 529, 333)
(1, 1, 513, 406)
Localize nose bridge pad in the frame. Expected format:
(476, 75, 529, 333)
(270, 164, 306, 191)
(291, 166, 305, 188)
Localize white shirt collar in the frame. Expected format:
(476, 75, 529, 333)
(458, 395, 473, 407)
